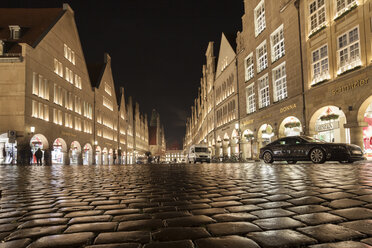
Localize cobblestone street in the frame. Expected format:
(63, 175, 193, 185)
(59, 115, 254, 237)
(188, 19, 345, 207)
(0, 162, 372, 248)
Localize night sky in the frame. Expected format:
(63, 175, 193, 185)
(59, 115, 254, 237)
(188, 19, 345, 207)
(2, 0, 244, 149)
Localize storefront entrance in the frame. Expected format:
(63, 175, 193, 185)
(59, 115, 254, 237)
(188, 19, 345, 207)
(52, 138, 67, 165)
(258, 124, 274, 150)
(363, 102, 372, 160)
(102, 147, 108, 165)
(311, 106, 348, 143)
(83, 143, 92, 165)
(242, 129, 254, 160)
(30, 134, 48, 165)
(70, 141, 81, 165)
(279, 116, 302, 137)
(0, 133, 17, 164)
(95, 146, 102, 165)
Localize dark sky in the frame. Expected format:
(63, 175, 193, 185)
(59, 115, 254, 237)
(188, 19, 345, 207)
(3, 0, 244, 149)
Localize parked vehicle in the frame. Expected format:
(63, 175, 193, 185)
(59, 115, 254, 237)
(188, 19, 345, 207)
(136, 156, 147, 164)
(259, 136, 365, 164)
(187, 144, 211, 163)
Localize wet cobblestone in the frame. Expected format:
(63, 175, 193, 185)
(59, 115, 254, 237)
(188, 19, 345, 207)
(0, 162, 371, 247)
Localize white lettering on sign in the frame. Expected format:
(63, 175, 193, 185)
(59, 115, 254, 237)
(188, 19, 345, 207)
(315, 121, 340, 132)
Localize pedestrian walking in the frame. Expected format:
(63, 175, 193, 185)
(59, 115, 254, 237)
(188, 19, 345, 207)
(35, 148, 42, 166)
(43, 149, 50, 166)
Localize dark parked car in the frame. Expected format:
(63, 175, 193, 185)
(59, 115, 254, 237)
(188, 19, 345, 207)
(259, 136, 365, 164)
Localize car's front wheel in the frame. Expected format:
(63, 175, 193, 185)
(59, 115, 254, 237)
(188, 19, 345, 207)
(310, 148, 326, 164)
(263, 152, 274, 164)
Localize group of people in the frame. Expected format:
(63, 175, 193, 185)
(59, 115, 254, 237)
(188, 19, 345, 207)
(17, 146, 51, 166)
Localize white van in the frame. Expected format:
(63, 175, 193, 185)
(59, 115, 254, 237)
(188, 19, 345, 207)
(187, 144, 211, 163)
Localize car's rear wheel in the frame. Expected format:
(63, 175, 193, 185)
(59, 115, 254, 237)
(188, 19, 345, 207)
(287, 160, 297, 164)
(310, 148, 326, 164)
(263, 152, 274, 164)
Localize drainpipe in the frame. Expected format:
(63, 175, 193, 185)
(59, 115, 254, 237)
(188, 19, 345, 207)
(295, 0, 307, 135)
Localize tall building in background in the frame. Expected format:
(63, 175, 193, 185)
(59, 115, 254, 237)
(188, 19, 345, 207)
(149, 109, 166, 161)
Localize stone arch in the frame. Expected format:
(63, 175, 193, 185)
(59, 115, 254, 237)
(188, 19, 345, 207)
(70, 141, 82, 165)
(257, 124, 274, 149)
(102, 147, 108, 165)
(95, 146, 102, 165)
(52, 138, 67, 165)
(83, 143, 93, 165)
(358, 95, 372, 159)
(309, 105, 347, 143)
(30, 134, 49, 165)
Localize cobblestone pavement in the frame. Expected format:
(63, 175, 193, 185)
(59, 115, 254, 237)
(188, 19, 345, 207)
(0, 162, 372, 248)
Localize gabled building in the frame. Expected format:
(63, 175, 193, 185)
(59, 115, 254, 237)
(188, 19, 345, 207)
(0, 4, 95, 165)
(126, 96, 135, 164)
(118, 87, 127, 164)
(214, 33, 239, 158)
(88, 53, 119, 165)
(149, 109, 166, 161)
(0, 4, 151, 165)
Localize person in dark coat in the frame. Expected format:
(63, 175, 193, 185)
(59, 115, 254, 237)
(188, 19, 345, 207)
(35, 148, 42, 166)
(43, 149, 50, 166)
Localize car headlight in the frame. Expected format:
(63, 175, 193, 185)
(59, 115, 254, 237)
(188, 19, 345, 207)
(351, 150, 362, 155)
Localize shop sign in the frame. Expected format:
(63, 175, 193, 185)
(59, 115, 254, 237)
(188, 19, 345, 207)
(280, 104, 297, 114)
(331, 78, 369, 95)
(315, 121, 340, 132)
(242, 119, 254, 126)
(61, 131, 77, 137)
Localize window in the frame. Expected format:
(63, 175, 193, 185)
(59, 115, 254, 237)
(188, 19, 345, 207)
(31, 100, 49, 121)
(271, 25, 285, 62)
(335, 0, 358, 19)
(258, 74, 270, 108)
(64, 44, 76, 65)
(256, 40, 268, 73)
(311, 44, 329, 84)
(104, 82, 112, 96)
(54, 59, 63, 77)
(103, 96, 113, 111)
(65, 67, 74, 84)
(337, 26, 361, 75)
(245, 53, 254, 81)
(74, 75, 82, 89)
(309, 0, 326, 35)
(32, 73, 38, 95)
(254, 0, 266, 36)
(272, 62, 287, 102)
(32, 73, 49, 100)
(246, 83, 256, 114)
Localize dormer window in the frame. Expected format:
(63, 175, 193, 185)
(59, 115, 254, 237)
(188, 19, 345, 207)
(9, 25, 21, 39)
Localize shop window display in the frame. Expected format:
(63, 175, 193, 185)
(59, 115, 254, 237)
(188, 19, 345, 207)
(363, 103, 372, 160)
(314, 106, 347, 143)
